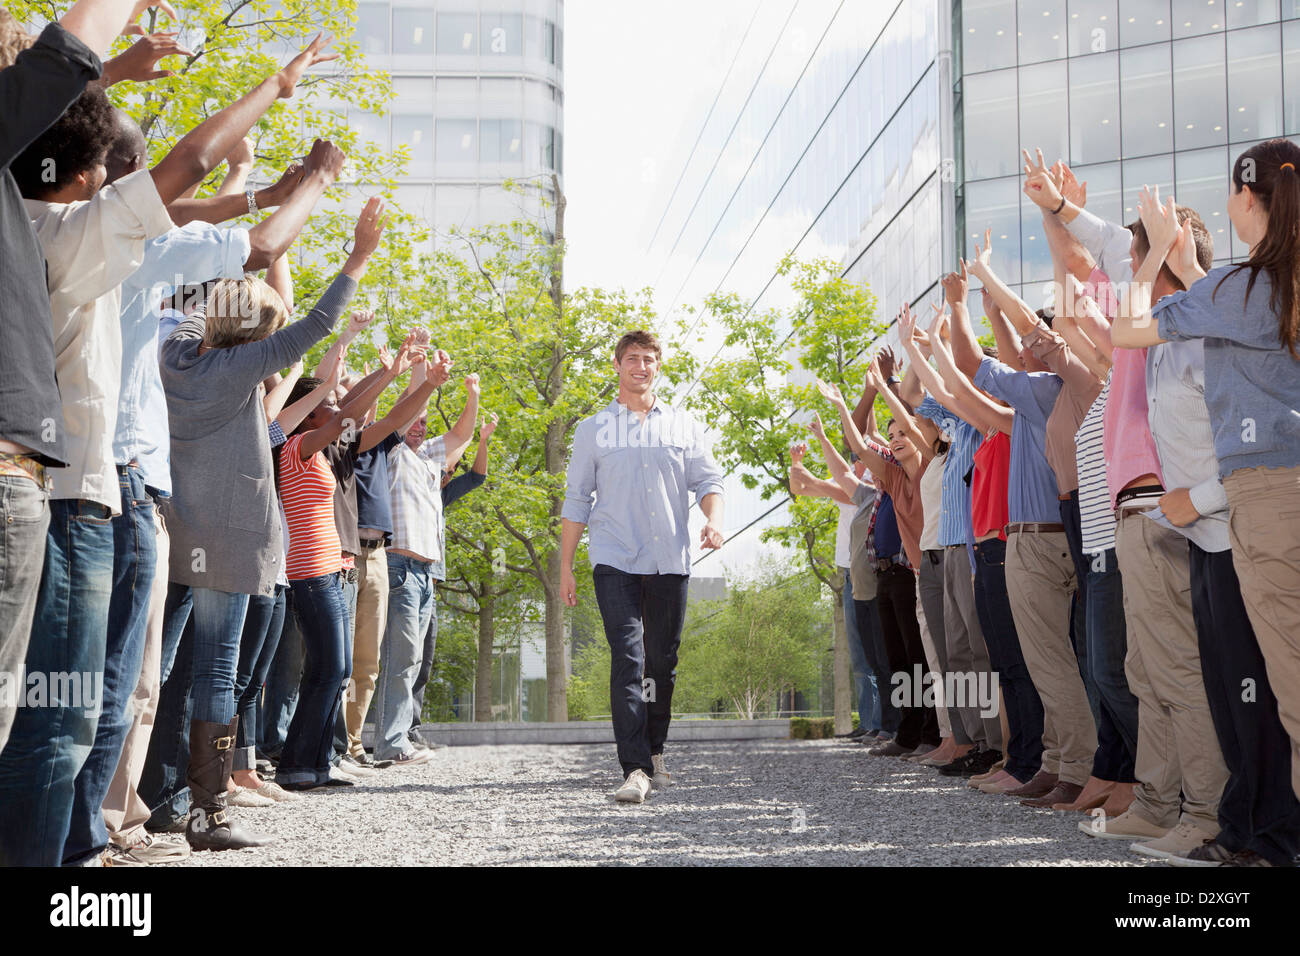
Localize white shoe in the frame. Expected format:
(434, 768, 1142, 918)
(334, 759, 377, 780)
(614, 769, 652, 804)
(1131, 821, 1218, 861)
(227, 785, 276, 807)
(651, 754, 671, 789)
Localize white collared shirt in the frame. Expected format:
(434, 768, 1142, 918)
(25, 168, 173, 513)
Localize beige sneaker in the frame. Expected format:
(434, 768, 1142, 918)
(614, 769, 652, 804)
(228, 786, 276, 808)
(1078, 807, 1169, 841)
(254, 780, 302, 803)
(651, 754, 671, 789)
(1131, 821, 1218, 861)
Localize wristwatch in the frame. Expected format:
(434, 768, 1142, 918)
(245, 188, 259, 216)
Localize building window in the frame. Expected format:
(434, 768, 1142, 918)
(1171, 0, 1226, 38)
(392, 6, 433, 56)
(1119, 0, 1172, 47)
(1227, 0, 1281, 28)
(1069, 51, 1121, 164)
(1227, 24, 1283, 142)
(1172, 33, 1227, 150)
(1018, 59, 1070, 171)
(1175, 146, 1231, 253)
(1120, 43, 1173, 156)
(1068, 0, 1119, 57)
(481, 119, 523, 162)
(436, 12, 477, 55)
(393, 114, 433, 177)
(355, 2, 389, 56)
(436, 119, 478, 163)
(1018, 0, 1069, 64)
(480, 13, 523, 55)
(963, 68, 1020, 180)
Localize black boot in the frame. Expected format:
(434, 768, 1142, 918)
(185, 719, 272, 851)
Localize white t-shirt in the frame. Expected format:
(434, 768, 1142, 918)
(919, 450, 946, 553)
(834, 500, 855, 569)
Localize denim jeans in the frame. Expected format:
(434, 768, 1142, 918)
(842, 569, 880, 732)
(1086, 549, 1138, 782)
(0, 497, 113, 866)
(141, 583, 195, 828)
(373, 554, 435, 760)
(64, 466, 157, 864)
(0, 474, 48, 754)
(189, 588, 249, 725)
(259, 586, 302, 757)
(973, 537, 1044, 783)
(333, 571, 358, 759)
(280, 573, 351, 783)
(853, 596, 899, 735)
(410, 599, 440, 731)
(592, 564, 689, 777)
(232, 586, 286, 770)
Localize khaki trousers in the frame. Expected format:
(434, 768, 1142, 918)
(103, 508, 169, 843)
(346, 545, 389, 756)
(1005, 529, 1096, 785)
(1223, 464, 1300, 800)
(915, 582, 952, 739)
(1115, 510, 1227, 831)
(944, 546, 1002, 751)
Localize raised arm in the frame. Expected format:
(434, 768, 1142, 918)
(966, 229, 1039, 338)
(1113, 187, 1188, 348)
(263, 359, 304, 420)
(60, 0, 177, 57)
(167, 159, 303, 230)
(438, 375, 481, 464)
(944, 263, 984, 378)
(148, 34, 337, 204)
(931, 323, 1015, 436)
(866, 356, 932, 464)
(1027, 149, 1096, 284)
(275, 352, 342, 436)
(806, 416, 862, 501)
(265, 250, 294, 313)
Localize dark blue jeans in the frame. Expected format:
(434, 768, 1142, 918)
(853, 596, 900, 735)
(592, 565, 689, 777)
(973, 537, 1044, 782)
(333, 572, 358, 759)
(260, 586, 302, 757)
(141, 583, 195, 828)
(1189, 542, 1300, 866)
(189, 587, 249, 725)
(1086, 549, 1137, 782)
(279, 573, 351, 783)
(1062, 494, 1132, 782)
(63, 466, 157, 864)
(843, 571, 880, 733)
(0, 498, 114, 866)
(232, 586, 286, 770)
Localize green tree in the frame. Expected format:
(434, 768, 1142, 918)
(666, 255, 883, 731)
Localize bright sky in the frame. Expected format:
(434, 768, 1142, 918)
(562, 0, 760, 296)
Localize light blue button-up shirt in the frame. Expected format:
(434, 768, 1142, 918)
(115, 222, 250, 495)
(563, 397, 725, 575)
(974, 356, 1064, 525)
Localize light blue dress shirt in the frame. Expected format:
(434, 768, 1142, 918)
(563, 398, 725, 575)
(974, 356, 1064, 525)
(115, 222, 250, 495)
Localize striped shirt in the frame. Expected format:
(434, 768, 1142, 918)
(915, 396, 979, 547)
(1076, 375, 1116, 554)
(279, 433, 341, 581)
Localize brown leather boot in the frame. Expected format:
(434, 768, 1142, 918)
(185, 719, 272, 851)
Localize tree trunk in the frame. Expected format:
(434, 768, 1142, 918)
(474, 590, 496, 722)
(544, 173, 570, 722)
(832, 583, 851, 734)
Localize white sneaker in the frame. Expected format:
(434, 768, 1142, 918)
(614, 769, 652, 804)
(651, 754, 670, 789)
(334, 759, 377, 780)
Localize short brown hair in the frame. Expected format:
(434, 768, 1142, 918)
(614, 329, 662, 363)
(0, 10, 35, 70)
(1130, 205, 1214, 292)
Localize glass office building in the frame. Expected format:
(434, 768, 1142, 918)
(351, 0, 565, 249)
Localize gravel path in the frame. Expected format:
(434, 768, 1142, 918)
(178, 739, 1147, 866)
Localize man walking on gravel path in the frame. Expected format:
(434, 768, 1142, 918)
(560, 330, 725, 804)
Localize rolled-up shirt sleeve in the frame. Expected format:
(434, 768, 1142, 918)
(1188, 475, 1230, 520)
(562, 420, 597, 524)
(1065, 207, 1134, 283)
(686, 421, 728, 504)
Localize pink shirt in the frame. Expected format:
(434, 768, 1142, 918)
(1088, 267, 1165, 507)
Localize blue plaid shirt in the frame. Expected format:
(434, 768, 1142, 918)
(915, 395, 980, 548)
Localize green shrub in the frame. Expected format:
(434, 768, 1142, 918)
(790, 716, 836, 739)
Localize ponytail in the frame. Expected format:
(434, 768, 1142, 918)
(1216, 139, 1300, 357)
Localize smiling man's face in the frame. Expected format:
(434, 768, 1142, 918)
(615, 345, 659, 395)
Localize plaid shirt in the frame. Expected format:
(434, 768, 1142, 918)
(386, 435, 447, 573)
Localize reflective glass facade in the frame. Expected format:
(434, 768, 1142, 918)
(354, 0, 565, 247)
(641, 0, 948, 566)
(956, 0, 1300, 313)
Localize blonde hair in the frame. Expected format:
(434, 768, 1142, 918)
(0, 10, 36, 69)
(203, 276, 288, 349)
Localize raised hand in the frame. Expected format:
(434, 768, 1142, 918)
(789, 442, 807, 466)
(1168, 220, 1202, 280)
(480, 411, 499, 440)
(104, 31, 191, 83)
(1022, 147, 1063, 211)
(815, 378, 845, 407)
(303, 138, 345, 182)
(807, 410, 826, 439)
(897, 303, 917, 346)
(277, 34, 338, 99)
(260, 161, 305, 206)
(351, 196, 388, 260)
(980, 286, 997, 319)
(464, 373, 481, 397)
(940, 261, 966, 305)
(969, 229, 993, 277)
(411, 327, 432, 351)
(1057, 161, 1087, 208)
(346, 309, 376, 338)
(877, 344, 898, 382)
(1137, 185, 1180, 258)
(123, 0, 178, 35)
(428, 349, 453, 387)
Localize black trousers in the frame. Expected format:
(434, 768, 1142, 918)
(1189, 542, 1300, 866)
(875, 564, 940, 750)
(592, 564, 690, 777)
